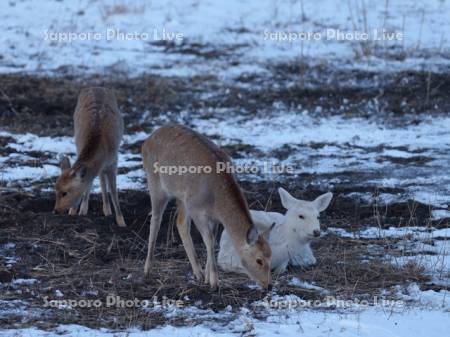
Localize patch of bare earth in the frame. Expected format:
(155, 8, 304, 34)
(0, 187, 444, 329)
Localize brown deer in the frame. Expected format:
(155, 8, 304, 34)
(141, 125, 273, 290)
(54, 87, 126, 227)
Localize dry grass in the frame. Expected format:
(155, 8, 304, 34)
(0, 189, 439, 330)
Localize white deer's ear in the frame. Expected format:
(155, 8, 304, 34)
(261, 222, 276, 241)
(313, 192, 333, 212)
(246, 224, 259, 245)
(278, 187, 297, 209)
(60, 156, 71, 172)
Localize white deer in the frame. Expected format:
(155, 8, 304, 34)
(218, 188, 332, 274)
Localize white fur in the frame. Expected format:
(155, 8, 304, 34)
(218, 188, 333, 274)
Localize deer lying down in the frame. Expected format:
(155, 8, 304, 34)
(54, 87, 126, 227)
(218, 188, 332, 274)
(141, 125, 273, 290)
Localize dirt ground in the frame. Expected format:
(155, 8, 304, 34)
(0, 66, 449, 330)
(1, 63, 449, 136)
(0, 187, 435, 330)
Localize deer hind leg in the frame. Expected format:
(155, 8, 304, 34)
(100, 172, 112, 216)
(105, 165, 126, 227)
(78, 182, 92, 216)
(144, 189, 169, 278)
(175, 200, 204, 281)
(193, 214, 219, 290)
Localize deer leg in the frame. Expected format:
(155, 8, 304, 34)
(105, 165, 126, 227)
(68, 207, 77, 215)
(100, 173, 112, 216)
(175, 200, 204, 281)
(194, 215, 219, 290)
(144, 191, 169, 278)
(78, 182, 92, 216)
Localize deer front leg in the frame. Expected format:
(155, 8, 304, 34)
(79, 182, 92, 216)
(100, 173, 112, 216)
(175, 201, 204, 281)
(291, 244, 316, 267)
(105, 166, 126, 227)
(144, 194, 168, 278)
(195, 216, 219, 290)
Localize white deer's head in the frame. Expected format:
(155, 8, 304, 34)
(278, 188, 333, 243)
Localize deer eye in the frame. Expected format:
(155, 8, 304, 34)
(256, 258, 263, 266)
(61, 192, 68, 197)
(298, 215, 304, 219)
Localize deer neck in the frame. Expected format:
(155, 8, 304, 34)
(217, 205, 253, 248)
(74, 146, 105, 181)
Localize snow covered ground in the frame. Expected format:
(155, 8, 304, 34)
(1, 0, 449, 76)
(328, 226, 450, 286)
(2, 113, 449, 209)
(0, 288, 449, 337)
(194, 112, 450, 208)
(0, 130, 144, 190)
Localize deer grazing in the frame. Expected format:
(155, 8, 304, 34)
(54, 87, 126, 227)
(141, 124, 273, 290)
(218, 188, 332, 274)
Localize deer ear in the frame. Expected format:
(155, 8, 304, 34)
(278, 187, 297, 209)
(313, 192, 333, 212)
(260, 222, 275, 241)
(246, 224, 258, 245)
(60, 156, 71, 172)
(70, 164, 87, 179)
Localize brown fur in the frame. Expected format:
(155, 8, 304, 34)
(141, 124, 273, 289)
(54, 87, 126, 227)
